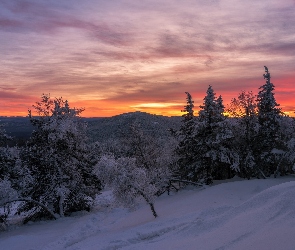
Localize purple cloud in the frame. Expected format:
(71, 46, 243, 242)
(0, 0, 132, 46)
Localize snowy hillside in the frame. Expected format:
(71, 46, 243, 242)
(1, 176, 295, 250)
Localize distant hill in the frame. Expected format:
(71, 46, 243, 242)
(0, 116, 33, 140)
(0, 112, 182, 144)
(87, 111, 182, 142)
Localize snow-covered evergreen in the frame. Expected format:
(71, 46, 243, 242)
(257, 66, 281, 132)
(177, 87, 236, 184)
(176, 92, 198, 180)
(256, 66, 283, 176)
(20, 94, 101, 220)
(194, 86, 235, 184)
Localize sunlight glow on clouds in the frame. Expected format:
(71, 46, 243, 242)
(131, 103, 181, 108)
(0, 0, 295, 116)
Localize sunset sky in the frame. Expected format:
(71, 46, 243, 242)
(0, 0, 295, 117)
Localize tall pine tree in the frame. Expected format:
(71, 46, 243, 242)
(176, 92, 197, 181)
(256, 66, 282, 176)
(194, 86, 235, 184)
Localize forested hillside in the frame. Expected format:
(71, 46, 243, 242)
(0, 112, 181, 145)
(87, 111, 181, 142)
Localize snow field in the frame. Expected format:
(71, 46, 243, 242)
(1, 176, 295, 250)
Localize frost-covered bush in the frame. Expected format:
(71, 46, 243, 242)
(0, 179, 18, 230)
(0, 179, 18, 206)
(109, 122, 176, 193)
(95, 154, 169, 217)
(0, 146, 31, 192)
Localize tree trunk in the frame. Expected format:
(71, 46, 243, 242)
(148, 202, 158, 218)
(136, 188, 158, 218)
(4, 198, 59, 220)
(59, 195, 64, 217)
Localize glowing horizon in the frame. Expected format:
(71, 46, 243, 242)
(0, 0, 295, 117)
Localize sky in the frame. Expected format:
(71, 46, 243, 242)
(0, 0, 295, 117)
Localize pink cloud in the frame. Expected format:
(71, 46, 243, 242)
(0, 18, 23, 29)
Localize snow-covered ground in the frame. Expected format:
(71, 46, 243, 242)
(1, 176, 295, 250)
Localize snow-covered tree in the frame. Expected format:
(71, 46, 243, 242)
(94, 121, 176, 217)
(199, 86, 227, 124)
(0, 122, 32, 227)
(193, 86, 235, 184)
(0, 178, 18, 230)
(0, 145, 31, 229)
(182, 92, 194, 119)
(176, 87, 236, 184)
(257, 67, 281, 140)
(176, 92, 198, 180)
(256, 66, 282, 176)
(273, 116, 295, 176)
(117, 122, 175, 195)
(0, 147, 31, 192)
(0, 179, 18, 206)
(21, 94, 101, 220)
(95, 155, 161, 218)
(286, 137, 295, 172)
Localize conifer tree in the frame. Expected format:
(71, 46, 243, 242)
(256, 66, 282, 176)
(176, 92, 197, 180)
(257, 66, 281, 141)
(194, 86, 235, 184)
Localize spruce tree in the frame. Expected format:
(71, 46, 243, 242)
(257, 66, 281, 141)
(176, 92, 197, 181)
(194, 86, 235, 184)
(256, 66, 282, 176)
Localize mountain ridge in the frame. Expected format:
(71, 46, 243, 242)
(0, 111, 182, 144)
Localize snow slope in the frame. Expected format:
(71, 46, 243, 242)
(1, 176, 295, 250)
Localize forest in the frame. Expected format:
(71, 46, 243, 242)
(1, 66, 295, 229)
